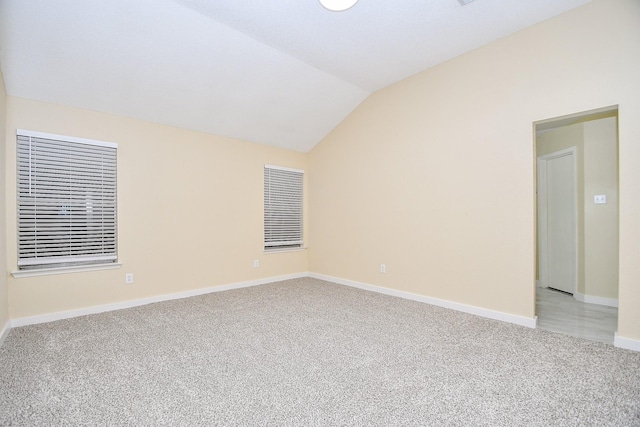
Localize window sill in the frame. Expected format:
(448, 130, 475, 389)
(264, 247, 307, 255)
(11, 263, 122, 279)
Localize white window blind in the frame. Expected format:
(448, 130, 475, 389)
(264, 165, 303, 250)
(17, 130, 118, 269)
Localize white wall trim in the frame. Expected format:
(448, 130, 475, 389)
(12, 263, 122, 279)
(17, 128, 118, 149)
(537, 146, 578, 295)
(0, 320, 10, 348)
(309, 272, 537, 328)
(614, 333, 640, 352)
(10, 272, 307, 327)
(7, 271, 636, 352)
(574, 292, 618, 308)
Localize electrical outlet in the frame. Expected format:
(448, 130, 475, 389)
(125, 273, 134, 284)
(253, 259, 260, 268)
(380, 264, 386, 274)
(594, 194, 607, 204)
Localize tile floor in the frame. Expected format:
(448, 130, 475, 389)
(536, 287, 618, 345)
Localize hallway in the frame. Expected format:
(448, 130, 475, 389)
(536, 287, 617, 345)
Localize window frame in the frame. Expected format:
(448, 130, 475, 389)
(264, 164, 304, 252)
(15, 129, 118, 271)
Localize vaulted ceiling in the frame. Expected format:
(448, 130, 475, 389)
(0, 0, 590, 152)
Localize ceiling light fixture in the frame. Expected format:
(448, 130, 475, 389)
(319, 0, 359, 12)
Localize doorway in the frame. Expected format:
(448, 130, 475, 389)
(534, 106, 619, 344)
(537, 147, 577, 295)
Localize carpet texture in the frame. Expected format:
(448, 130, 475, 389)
(1, 277, 639, 426)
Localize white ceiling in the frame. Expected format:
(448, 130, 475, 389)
(0, 0, 591, 152)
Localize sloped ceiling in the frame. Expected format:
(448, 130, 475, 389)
(0, 0, 590, 152)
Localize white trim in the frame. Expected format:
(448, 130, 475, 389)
(12, 263, 122, 278)
(0, 320, 10, 348)
(18, 255, 117, 267)
(17, 129, 118, 148)
(537, 158, 549, 288)
(574, 292, 619, 308)
(6, 270, 634, 352)
(537, 147, 578, 294)
(614, 333, 640, 352)
(309, 272, 538, 328)
(534, 105, 618, 132)
(10, 272, 307, 327)
(263, 247, 307, 254)
(264, 164, 304, 174)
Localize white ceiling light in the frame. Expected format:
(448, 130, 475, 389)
(319, 0, 359, 12)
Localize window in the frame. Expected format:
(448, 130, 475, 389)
(264, 164, 303, 251)
(16, 130, 118, 270)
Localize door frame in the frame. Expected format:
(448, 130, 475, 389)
(537, 146, 578, 294)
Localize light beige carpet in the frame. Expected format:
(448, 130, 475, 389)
(1, 277, 639, 425)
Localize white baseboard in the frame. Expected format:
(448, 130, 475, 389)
(574, 292, 618, 308)
(614, 333, 640, 352)
(309, 272, 537, 329)
(10, 272, 308, 328)
(0, 320, 10, 347)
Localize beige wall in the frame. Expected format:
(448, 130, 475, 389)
(536, 123, 585, 294)
(536, 116, 619, 300)
(5, 97, 308, 318)
(583, 117, 618, 299)
(0, 71, 7, 329)
(309, 0, 640, 339)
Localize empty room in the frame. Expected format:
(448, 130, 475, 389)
(1, 0, 639, 425)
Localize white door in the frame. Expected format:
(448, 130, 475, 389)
(538, 149, 576, 294)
